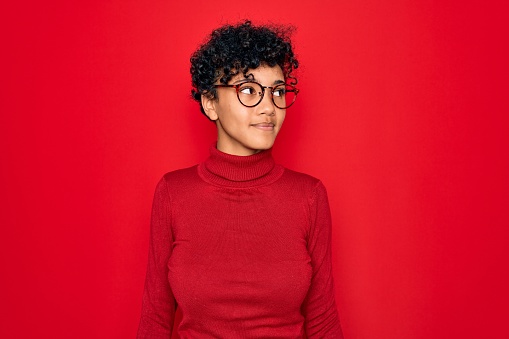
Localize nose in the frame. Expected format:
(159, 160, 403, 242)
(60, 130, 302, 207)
(257, 87, 276, 116)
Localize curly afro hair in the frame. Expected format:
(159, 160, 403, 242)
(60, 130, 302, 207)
(190, 20, 299, 116)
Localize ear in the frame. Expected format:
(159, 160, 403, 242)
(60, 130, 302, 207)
(201, 94, 218, 121)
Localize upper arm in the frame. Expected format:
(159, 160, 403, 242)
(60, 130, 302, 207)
(137, 177, 176, 338)
(302, 181, 343, 338)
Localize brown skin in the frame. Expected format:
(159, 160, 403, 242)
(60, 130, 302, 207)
(202, 65, 286, 156)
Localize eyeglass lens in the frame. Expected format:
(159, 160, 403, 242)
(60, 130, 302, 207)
(237, 82, 297, 109)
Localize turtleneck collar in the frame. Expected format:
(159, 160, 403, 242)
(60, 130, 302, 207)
(197, 145, 284, 188)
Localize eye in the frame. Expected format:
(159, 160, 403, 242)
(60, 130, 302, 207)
(239, 85, 258, 95)
(273, 87, 286, 97)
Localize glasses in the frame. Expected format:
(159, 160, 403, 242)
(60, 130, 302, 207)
(213, 81, 299, 109)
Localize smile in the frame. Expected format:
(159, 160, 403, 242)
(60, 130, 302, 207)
(251, 122, 275, 131)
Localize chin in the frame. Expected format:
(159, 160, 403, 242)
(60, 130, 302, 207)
(250, 141, 275, 152)
(253, 143, 274, 151)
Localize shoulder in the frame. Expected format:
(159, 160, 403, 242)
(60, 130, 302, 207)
(154, 165, 200, 194)
(161, 165, 199, 183)
(281, 167, 324, 189)
(279, 167, 328, 200)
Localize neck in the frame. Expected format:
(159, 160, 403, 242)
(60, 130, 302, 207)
(216, 140, 264, 156)
(197, 145, 284, 188)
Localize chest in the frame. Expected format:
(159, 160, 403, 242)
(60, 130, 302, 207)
(167, 185, 312, 314)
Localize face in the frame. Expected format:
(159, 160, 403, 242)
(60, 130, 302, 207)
(202, 65, 286, 156)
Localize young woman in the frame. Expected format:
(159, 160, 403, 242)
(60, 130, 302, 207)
(137, 20, 343, 338)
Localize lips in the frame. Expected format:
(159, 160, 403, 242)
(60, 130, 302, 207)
(251, 122, 275, 131)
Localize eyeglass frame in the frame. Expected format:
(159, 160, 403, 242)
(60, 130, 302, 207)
(212, 81, 299, 109)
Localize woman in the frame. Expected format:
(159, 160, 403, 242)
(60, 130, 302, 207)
(137, 20, 343, 338)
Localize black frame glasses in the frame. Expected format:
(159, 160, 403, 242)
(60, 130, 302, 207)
(213, 81, 299, 109)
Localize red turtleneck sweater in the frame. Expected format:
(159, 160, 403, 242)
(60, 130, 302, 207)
(137, 147, 343, 338)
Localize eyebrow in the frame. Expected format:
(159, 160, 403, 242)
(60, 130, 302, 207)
(232, 78, 286, 86)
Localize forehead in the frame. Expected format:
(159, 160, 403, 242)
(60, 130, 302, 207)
(230, 65, 284, 84)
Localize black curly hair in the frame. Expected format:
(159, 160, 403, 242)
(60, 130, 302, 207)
(190, 20, 299, 116)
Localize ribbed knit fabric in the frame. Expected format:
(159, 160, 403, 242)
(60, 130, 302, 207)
(137, 146, 343, 338)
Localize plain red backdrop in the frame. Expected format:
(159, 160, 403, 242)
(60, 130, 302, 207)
(1, 1, 508, 338)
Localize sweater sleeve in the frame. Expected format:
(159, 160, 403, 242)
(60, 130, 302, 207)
(137, 177, 175, 339)
(302, 181, 344, 338)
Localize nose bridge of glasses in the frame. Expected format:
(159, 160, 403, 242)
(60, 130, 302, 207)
(258, 85, 281, 100)
(260, 85, 277, 107)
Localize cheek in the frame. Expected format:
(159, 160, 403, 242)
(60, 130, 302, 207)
(278, 111, 286, 128)
(219, 105, 250, 130)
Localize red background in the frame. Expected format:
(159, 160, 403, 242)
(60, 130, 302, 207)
(1, 1, 508, 338)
